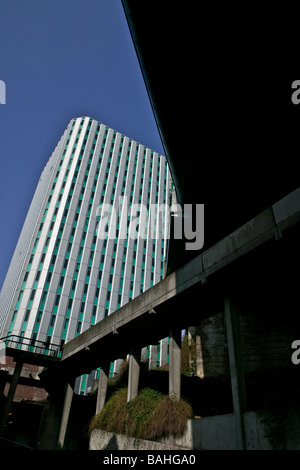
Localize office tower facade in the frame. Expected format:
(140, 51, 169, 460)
(0, 117, 171, 391)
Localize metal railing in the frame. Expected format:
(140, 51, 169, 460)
(0, 335, 62, 358)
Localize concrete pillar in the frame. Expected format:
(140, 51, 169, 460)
(149, 345, 158, 370)
(141, 346, 148, 363)
(224, 294, 247, 450)
(0, 360, 23, 436)
(114, 358, 125, 376)
(96, 361, 110, 414)
(188, 326, 204, 378)
(169, 327, 181, 400)
(37, 400, 63, 450)
(127, 347, 141, 402)
(0, 370, 9, 409)
(160, 337, 169, 367)
(57, 381, 74, 450)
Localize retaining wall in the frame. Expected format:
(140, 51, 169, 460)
(90, 408, 300, 450)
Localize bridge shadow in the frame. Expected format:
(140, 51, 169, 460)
(103, 433, 118, 450)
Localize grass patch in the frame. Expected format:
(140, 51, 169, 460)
(140, 394, 194, 440)
(89, 386, 193, 441)
(90, 387, 128, 436)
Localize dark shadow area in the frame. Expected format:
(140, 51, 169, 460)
(245, 367, 300, 413)
(0, 437, 34, 450)
(0, 400, 44, 448)
(103, 434, 118, 450)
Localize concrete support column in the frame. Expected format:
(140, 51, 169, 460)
(96, 361, 110, 414)
(224, 294, 247, 450)
(0, 360, 23, 437)
(127, 347, 141, 402)
(188, 326, 204, 378)
(0, 370, 9, 409)
(149, 345, 158, 370)
(169, 327, 181, 400)
(57, 381, 74, 450)
(141, 346, 148, 364)
(160, 337, 169, 367)
(36, 399, 63, 450)
(114, 358, 125, 376)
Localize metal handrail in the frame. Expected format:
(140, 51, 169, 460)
(0, 334, 62, 358)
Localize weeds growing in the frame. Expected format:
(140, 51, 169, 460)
(89, 386, 193, 441)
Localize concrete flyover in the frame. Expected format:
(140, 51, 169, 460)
(121, 2, 300, 274)
(61, 186, 300, 370)
(39, 186, 300, 448)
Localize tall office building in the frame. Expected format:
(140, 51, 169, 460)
(0, 116, 171, 392)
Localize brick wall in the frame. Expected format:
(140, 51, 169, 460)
(1, 354, 48, 402)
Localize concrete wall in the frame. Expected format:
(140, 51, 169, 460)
(186, 408, 300, 450)
(89, 429, 190, 451)
(190, 308, 300, 379)
(193, 313, 229, 378)
(90, 408, 300, 450)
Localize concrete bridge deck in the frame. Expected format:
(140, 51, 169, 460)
(58, 186, 300, 379)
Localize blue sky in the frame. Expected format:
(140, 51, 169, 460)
(0, 0, 164, 290)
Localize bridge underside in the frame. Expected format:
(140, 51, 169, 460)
(122, 1, 300, 272)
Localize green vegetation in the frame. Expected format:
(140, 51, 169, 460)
(181, 333, 197, 377)
(88, 333, 233, 441)
(89, 386, 193, 441)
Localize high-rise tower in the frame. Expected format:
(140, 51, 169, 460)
(0, 117, 171, 390)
